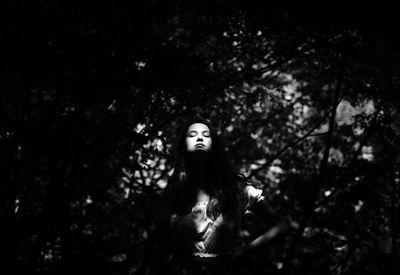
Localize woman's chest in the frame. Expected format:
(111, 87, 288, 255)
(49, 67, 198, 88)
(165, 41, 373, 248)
(189, 189, 214, 232)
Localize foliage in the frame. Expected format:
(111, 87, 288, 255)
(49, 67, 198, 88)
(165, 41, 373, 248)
(1, 1, 399, 274)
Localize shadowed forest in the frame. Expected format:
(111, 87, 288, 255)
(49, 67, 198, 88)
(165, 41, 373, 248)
(1, 1, 400, 274)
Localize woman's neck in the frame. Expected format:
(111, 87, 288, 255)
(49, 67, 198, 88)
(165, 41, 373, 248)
(188, 169, 210, 189)
(185, 152, 212, 190)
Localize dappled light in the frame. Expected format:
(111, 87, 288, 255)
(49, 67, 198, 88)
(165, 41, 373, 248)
(1, 1, 399, 275)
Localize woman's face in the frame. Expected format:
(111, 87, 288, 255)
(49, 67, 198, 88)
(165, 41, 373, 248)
(185, 123, 212, 153)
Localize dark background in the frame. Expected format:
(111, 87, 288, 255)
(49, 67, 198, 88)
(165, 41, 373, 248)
(1, 1, 399, 274)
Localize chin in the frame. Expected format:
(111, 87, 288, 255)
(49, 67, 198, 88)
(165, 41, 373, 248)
(189, 149, 210, 155)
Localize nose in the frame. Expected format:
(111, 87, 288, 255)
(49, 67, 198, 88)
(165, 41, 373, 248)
(197, 137, 203, 142)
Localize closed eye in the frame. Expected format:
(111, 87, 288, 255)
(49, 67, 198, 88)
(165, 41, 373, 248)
(187, 131, 210, 138)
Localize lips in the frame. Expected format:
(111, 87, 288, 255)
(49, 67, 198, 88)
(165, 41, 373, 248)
(195, 144, 205, 148)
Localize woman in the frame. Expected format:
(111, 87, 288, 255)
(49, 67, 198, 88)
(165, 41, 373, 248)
(150, 118, 290, 274)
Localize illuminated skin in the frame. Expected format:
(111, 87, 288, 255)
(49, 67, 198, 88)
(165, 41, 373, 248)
(185, 123, 212, 153)
(150, 121, 291, 275)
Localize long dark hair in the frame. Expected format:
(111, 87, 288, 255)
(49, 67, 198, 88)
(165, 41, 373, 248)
(166, 118, 243, 220)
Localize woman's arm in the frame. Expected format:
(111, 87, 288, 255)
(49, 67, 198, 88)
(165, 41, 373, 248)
(147, 196, 171, 275)
(147, 220, 170, 275)
(233, 198, 291, 259)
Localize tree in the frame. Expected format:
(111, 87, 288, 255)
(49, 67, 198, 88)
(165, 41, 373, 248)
(1, 1, 399, 274)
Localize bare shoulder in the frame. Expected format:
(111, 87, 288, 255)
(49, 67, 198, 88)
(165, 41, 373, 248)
(239, 177, 280, 219)
(237, 176, 265, 211)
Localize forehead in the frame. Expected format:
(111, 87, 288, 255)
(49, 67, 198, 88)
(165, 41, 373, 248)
(187, 123, 210, 132)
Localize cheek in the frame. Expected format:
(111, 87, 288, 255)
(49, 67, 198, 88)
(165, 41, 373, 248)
(185, 138, 194, 149)
(206, 139, 212, 149)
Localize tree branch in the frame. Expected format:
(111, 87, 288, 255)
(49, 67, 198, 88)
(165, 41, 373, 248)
(281, 68, 343, 272)
(247, 111, 331, 179)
